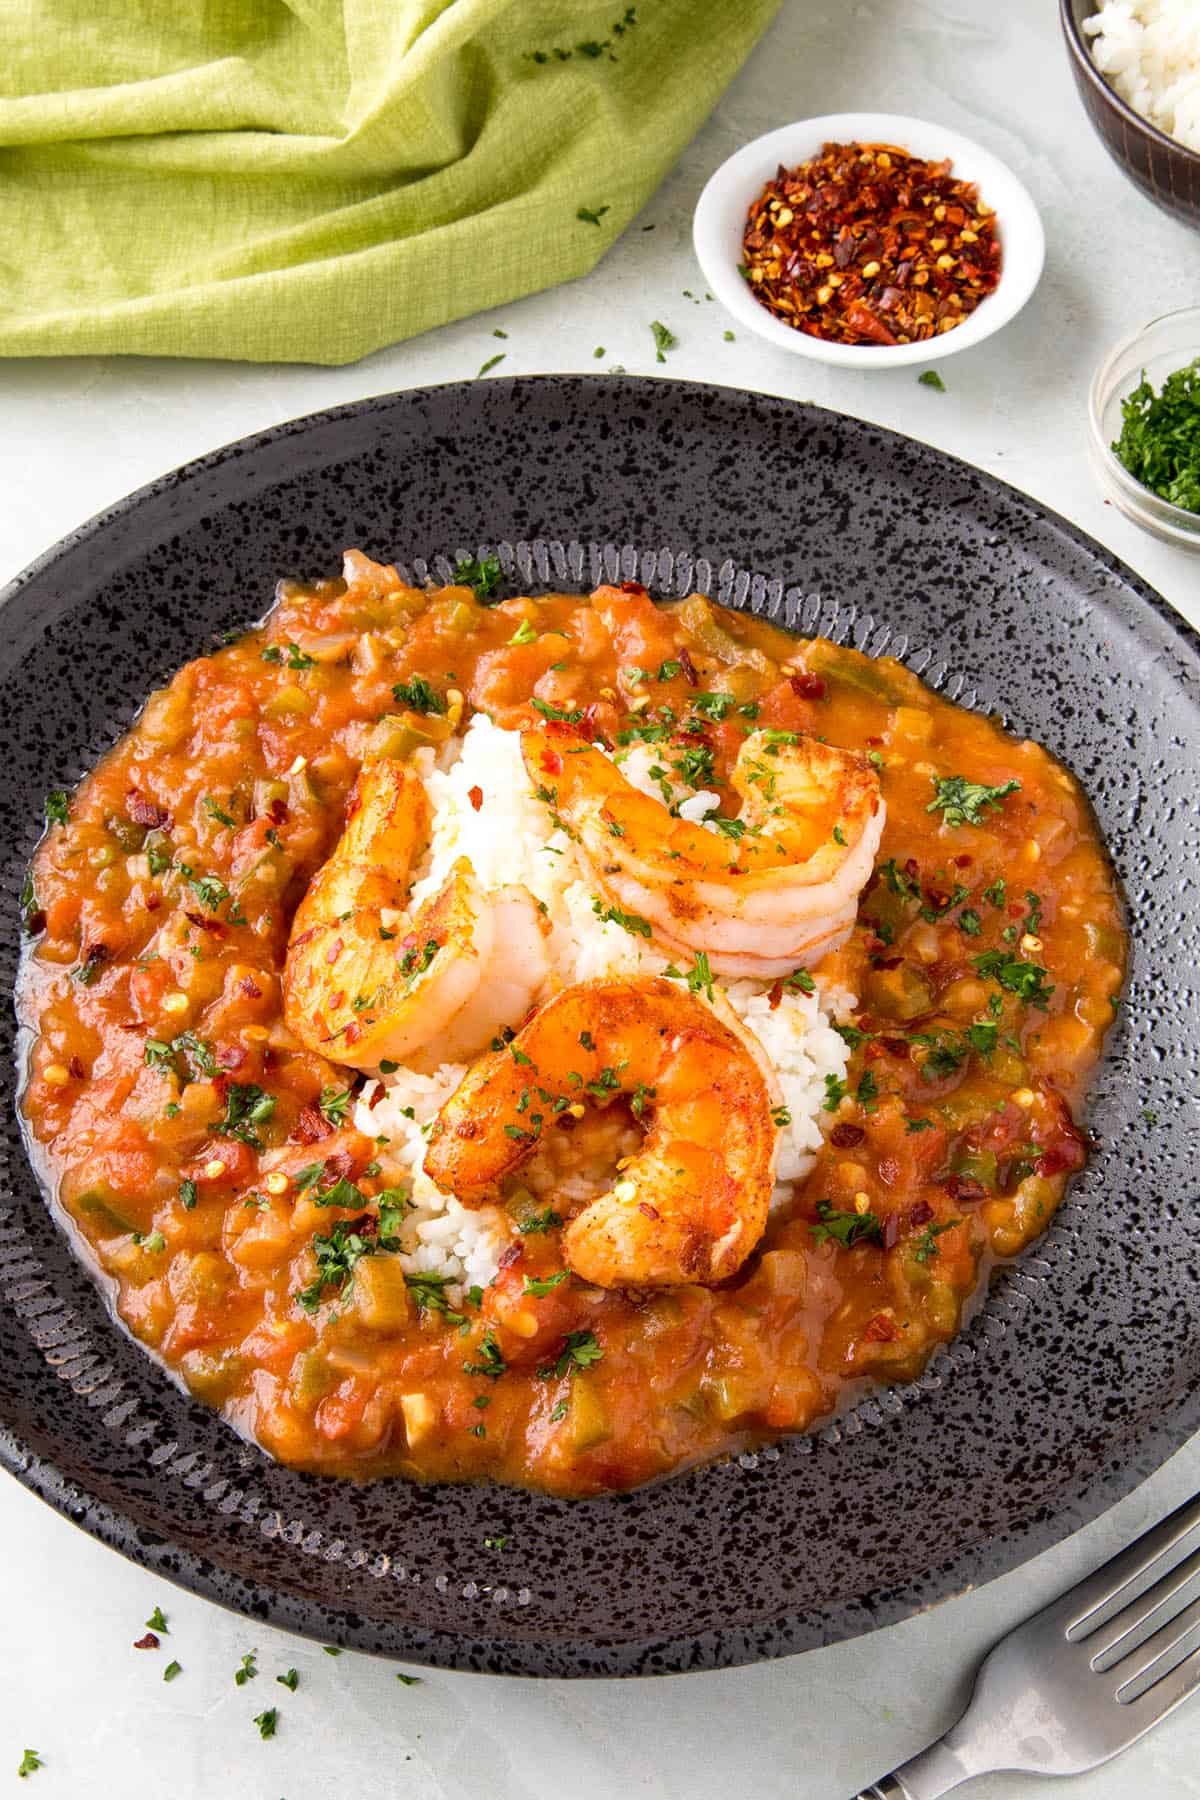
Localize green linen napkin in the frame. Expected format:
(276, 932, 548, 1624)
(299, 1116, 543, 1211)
(0, 0, 779, 365)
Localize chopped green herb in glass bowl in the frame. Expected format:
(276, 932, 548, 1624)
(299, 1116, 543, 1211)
(1089, 306, 1200, 550)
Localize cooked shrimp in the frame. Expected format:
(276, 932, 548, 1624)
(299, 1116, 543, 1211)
(523, 722, 884, 978)
(283, 759, 548, 1073)
(424, 977, 779, 1288)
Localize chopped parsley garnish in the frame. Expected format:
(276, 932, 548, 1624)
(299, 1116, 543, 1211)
(179, 1178, 197, 1210)
(650, 320, 678, 362)
(146, 1606, 169, 1633)
(591, 898, 652, 938)
(202, 796, 237, 829)
(911, 1219, 958, 1264)
(509, 618, 538, 646)
(673, 743, 717, 789)
(539, 1329, 603, 1379)
(531, 696, 584, 724)
(784, 968, 816, 995)
(176, 862, 230, 912)
(684, 951, 714, 1001)
(218, 1083, 276, 1147)
(44, 790, 69, 827)
(906, 1117, 936, 1133)
(261, 640, 315, 669)
(771, 1104, 792, 1128)
(253, 1708, 278, 1740)
(1112, 356, 1200, 513)
(163, 1660, 182, 1682)
(878, 858, 921, 900)
(823, 1073, 847, 1111)
(982, 877, 1007, 907)
(810, 1200, 883, 1250)
(311, 1174, 367, 1211)
(857, 1069, 880, 1113)
(832, 1021, 873, 1050)
(276, 1668, 299, 1691)
(392, 675, 446, 715)
(319, 1085, 353, 1125)
(234, 1651, 258, 1686)
(577, 205, 610, 225)
(927, 774, 1020, 829)
(518, 1207, 563, 1235)
(453, 553, 503, 599)
(296, 1220, 376, 1313)
(524, 1270, 570, 1297)
(396, 1671, 423, 1685)
(957, 907, 982, 936)
(973, 949, 1054, 1009)
(399, 938, 439, 983)
(17, 1750, 43, 1778)
(463, 1330, 508, 1379)
(132, 1229, 166, 1253)
(406, 1271, 467, 1327)
(918, 369, 946, 392)
(691, 690, 736, 720)
(476, 352, 506, 379)
(832, 824, 846, 846)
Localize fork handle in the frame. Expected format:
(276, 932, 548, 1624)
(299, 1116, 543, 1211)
(855, 1735, 978, 1799)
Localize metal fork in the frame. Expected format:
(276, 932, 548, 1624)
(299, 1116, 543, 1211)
(857, 1492, 1200, 1798)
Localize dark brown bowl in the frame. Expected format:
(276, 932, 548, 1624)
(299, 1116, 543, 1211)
(1061, 0, 1200, 229)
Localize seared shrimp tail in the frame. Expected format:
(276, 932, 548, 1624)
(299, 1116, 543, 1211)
(424, 976, 779, 1288)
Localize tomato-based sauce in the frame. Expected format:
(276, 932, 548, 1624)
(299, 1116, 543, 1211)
(18, 555, 1126, 1496)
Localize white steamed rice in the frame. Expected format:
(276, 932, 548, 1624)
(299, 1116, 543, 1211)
(353, 716, 856, 1294)
(1084, 1, 1200, 151)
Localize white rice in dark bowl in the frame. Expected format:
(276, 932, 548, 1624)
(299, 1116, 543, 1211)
(1085, 1, 1200, 151)
(352, 715, 856, 1297)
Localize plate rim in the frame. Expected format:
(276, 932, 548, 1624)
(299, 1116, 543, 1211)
(3, 373, 1199, 1677)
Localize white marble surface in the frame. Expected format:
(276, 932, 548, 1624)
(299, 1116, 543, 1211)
(2, 2, 1198, 1794)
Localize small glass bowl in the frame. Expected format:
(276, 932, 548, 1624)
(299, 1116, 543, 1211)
(1088, 305, 1200, 551)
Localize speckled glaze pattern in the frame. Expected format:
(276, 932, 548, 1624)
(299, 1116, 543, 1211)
(1, 377, 1198, 1679)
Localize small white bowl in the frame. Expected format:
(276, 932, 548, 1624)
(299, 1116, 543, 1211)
(693, 112, 1046, 369)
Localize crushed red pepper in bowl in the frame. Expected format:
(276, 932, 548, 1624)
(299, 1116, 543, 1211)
(741, 140, 1002, 348)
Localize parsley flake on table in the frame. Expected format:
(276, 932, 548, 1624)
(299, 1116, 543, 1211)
(475, 352, 506, 379)
(1112, 356, 1200, 513)
(163, 1660, 182, 1682)
(396, 1671, 423, 1685)
(927, 774, 1020, 828)
(253, 1707, 278, 1740)
(918, 369, 946, 391)
(276, 1668, 299, 1691)
(146, 1605, 169, 1633)
(234, 1650, 258, 1686)
(650, 320, 677, 362)
(577, 204, 610, 225)
(17, 1749, 43, 1778)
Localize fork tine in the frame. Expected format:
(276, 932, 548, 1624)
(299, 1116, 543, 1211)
(1088, 1545, 1200, 1668)
(1122, 1640, 1200, 1726)
(1059, 1495, 1200, 1640)
(1111, 1589, 1200, 1696)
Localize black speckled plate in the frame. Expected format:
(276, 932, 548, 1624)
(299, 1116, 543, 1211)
(2, 377, 1198, 1678)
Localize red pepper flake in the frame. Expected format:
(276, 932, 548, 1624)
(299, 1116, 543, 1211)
(238, 976, 262, 999)
(864, 1312, 899, 1343)
(883, 1212, 899, 1250)
(126, 789, 170, 830)
(638, 1201, 660, 1220)
(267, 797, 290, 825)
(539, 749, 563, 776)
(943, 1173, 986, 1205)
(880, 1037, 910, 1059)
(766, 981, 783, 1010)
(293, 1104, 333, 1144)
(829, 1122, 865, 1148)
(619, 580, 648, 595)
(741, 141, 1002, 348)
(215, 1043, 246, 1072)
(467, 785, 484, 812)
(133, 1632, 160, 1650)
(908, 1200, 933, 1228)
(789, 671, 826, 701)
(497, 1242, 524, 1272)
(677, 646, 699, 687)
(326, 939, 343, 966)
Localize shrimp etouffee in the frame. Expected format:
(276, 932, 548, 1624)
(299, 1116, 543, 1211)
(18, 554, 1126, 1497)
